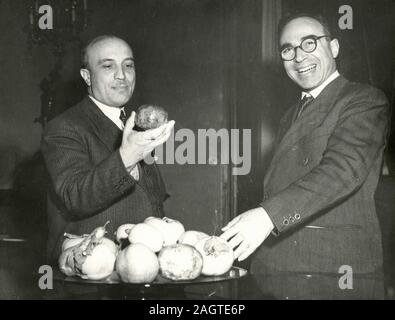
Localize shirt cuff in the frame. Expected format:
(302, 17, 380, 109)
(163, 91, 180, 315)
(259, 204, 280, 237)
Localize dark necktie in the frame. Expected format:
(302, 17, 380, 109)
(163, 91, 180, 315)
(294, 94, 314, 122)
(119, 109, 127, 126)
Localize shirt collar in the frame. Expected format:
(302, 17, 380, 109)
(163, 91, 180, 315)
(88, 95, 125, 130)
(301, 70, 340, 99)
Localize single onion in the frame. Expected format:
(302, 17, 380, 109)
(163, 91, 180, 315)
(116, 243, 159, 283)
(158, 244, 203, 280)
(194, 236, 234, 276)
(135, 104, 168, 130)
(58, 222, 118, 280)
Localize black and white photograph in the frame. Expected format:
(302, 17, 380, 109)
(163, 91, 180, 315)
(0, 0, 394, 303)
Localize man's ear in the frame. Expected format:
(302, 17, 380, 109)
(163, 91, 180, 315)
(80, 68, 91, 86)
(330, 38, 340, 59)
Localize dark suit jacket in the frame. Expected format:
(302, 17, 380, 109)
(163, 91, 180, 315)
(41, 97, 167, 262)
(252, 76, 389, 280)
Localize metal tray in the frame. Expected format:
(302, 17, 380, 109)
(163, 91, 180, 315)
(54, 266, 248, 287)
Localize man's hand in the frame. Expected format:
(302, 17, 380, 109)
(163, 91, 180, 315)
(119, 111, 175, 168)
(220, 207, 274, 262)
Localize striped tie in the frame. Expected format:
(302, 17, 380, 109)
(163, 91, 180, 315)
(119, 109, 127, 126)
(294, 94, 314, 122)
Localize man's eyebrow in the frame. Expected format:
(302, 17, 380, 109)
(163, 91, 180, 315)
(280, 34, 320, 50)
(97, 57, 134, 65)
(301, 34, 320, 41)
(97, 58, 114, 65)
(280, 42, 292, 50)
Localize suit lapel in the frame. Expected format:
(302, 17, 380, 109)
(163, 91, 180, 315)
(80, 96, 123, 152)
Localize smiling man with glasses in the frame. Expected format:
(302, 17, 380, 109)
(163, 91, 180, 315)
(221, 13, 389, 299)
(279, 16, 339, 93)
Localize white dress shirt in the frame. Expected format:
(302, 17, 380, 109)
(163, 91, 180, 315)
(89, 95, 125, 130)
(89, 95, 139, 180)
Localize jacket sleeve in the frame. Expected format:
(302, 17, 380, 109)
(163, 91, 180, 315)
(261, 86, 389, 233)
(41, 117, 137, 219)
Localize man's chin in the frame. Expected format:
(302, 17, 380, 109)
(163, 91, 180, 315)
(294, 74, 329, 91)
(110, 96, 131, 107)
(296, 79, 320, 91)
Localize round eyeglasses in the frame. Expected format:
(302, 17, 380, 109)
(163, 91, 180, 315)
(280, 35, 330, 61)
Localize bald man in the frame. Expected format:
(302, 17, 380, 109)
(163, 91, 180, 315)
(41, 35, 174, 263)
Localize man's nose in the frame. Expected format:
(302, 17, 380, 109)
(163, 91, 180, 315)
(294, 46, 307, 63)
(114, 66, 126, 79)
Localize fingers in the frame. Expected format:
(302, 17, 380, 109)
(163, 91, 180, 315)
(227, 233, 243, 250)
(160, 120, 175, 140)
(233, 240, 250, 261)
(237, 245, 255, 262)
(148, 134, 169, 150)
(149, 121, 175, 146)
(138, 121, 175, 160)
(220, 225, 239, 241)
(221, 215, 240, 231)
(124, 111, 136, 133)
(143, 120, 175, 141)
(167, 120, 175, 129)
(225, 232, 254, 261)
(143, 122, 175, 154)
